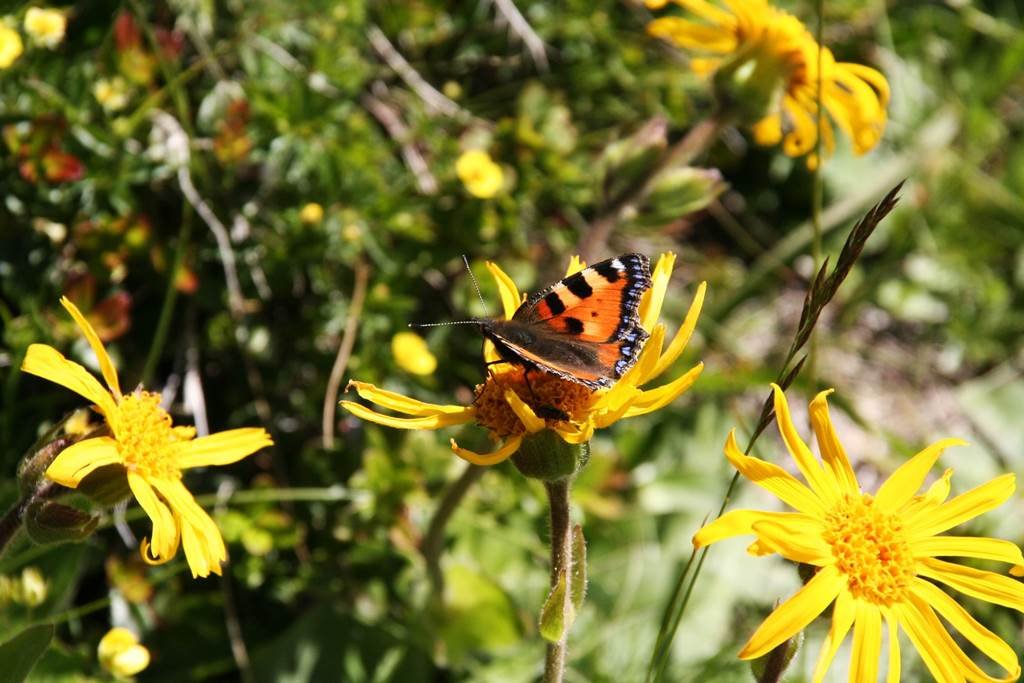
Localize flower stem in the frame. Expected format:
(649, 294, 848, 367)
(543, 478, 573, 683)
(421, 463, 485, 596)
(578, 116, 723, 263)
(0, 499, 26, 561)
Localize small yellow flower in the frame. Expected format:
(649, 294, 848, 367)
(21, 298, 274, 578)
(646, 0, 889, 168)
(342, 254, 705, 465)
(24, 7, 66, 49)
(98, 627, 150, 679)
(695, 384, 1024, 681)
(17, 567, 48, 606)
(455, 150, 504, 199)
(391, 331, 438, 376)
(0, 22, 23, 68)
(299, 202, 324, 225)
(93, 77, 130, 112)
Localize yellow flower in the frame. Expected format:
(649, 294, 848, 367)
(98, 627, 150, 679)
(455, 149, 504, 199)
(21, 298, 273, 578)
(299, 202, 324, 225)
(17, 567, 48, 606)
(342, 254, 705, 465)
(646, 0, 889, 168)
(694, 384, 1024, 682)
(391, 331, 438, 376)
(93, 77, 130, 113)
(24, 7, 66, 49)
(0, 22, 23, 68)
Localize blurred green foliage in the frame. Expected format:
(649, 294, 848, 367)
(1, 0, 1023, 681)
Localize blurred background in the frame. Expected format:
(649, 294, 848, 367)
(1, 0, 1023, 680)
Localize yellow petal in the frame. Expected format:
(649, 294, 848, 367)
(346, 380, 470, 416)
(622, 363, 703, 419)
(647, 281, 706, 381)
(875, 437, 967, 511)
(911, 536, 1024, 566)
(340, 401, 476, 430)
(60, 296, 122, 399)
(917, 558, 1024, 612)
(750, 517, 832, 565)
(593, 386, 642, 428)
(849, 602, 882, 683)
(450, 435, 522, 466)
(780, 95, 817, 158)
(911, 579, 1021, 680)
(811, 590, 854, 683)
(564, 255, 586, 276)
(885, 611, 900, 683)
(98, 628, 150, 678)
(905, 473, 1015, 538)
(807, 389, 858, 495)
(21, 344, 117, 418)
(150, 477, 226, 578)
(639, 252, 675, 332)
(502, 389, 545, 433)
(485, 261, 523, 320)
(899, 467, 953, 519)
(176, 428, 273, 469)
(553, 416, 595, 444)
(128, 473, 179, 564)
(45, 436, 122, 488)
(646, 17, 737, 52)
(692, 509, 817, 548)
(892, 599, 963, 683)
(839, 62, 891, 108)
(738, 564, 843, 659)
(771, 385, 837, 503)
(671, 0, 737, 26)
(689, 57, 722, 76)
(723, 430, 824, 516)
(752, 115, 783, 146)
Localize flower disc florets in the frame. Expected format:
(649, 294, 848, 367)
(473, 368, 593, 439)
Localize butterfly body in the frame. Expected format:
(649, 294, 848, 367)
(478, 254, 652, 389)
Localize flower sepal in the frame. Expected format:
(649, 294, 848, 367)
(16, 416, 82, 496)
(75, 463, 132, 507)
(23, 499, 99, 545)
(511, 431, 590, 482)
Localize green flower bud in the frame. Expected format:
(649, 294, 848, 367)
(511, 431, 589, 482)
(637, 166, 726, 226)
(23, 500, 99, 545)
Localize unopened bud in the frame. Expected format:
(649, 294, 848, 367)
(24, 500, 99, 545)
(638, 166, 726, 226)
(17, 567, 48, 607)
(512, 431, 589, 482)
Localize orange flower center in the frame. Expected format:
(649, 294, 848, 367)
(112, 392, 181, 480)
(473, 368, 592, 438)
(822, 494, 914, 605)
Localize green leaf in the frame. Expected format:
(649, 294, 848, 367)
(539, 567, 574, 643)
(570, 525, 587, 613)
(0, 624, 54, 683)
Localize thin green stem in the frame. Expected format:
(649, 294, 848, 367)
(809, 0, 825, 385)
(543, 479, 573, 683)
(422, 463, 485, 597)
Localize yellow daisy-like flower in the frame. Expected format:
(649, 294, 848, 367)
(299, 202, 324, 225)
(455, 149, 504, 199)
(646, 0, 889, 168)
(98, 627, 150, 678)
(23, 7, 66, 49)
(342, 253, 705, 465)
(0, 22, 23, 68)
(21, 297, 273, 578)
(695, 384, 1024, 682)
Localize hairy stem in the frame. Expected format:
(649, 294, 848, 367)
(543, 479, 573, 683)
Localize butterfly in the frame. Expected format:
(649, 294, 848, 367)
(478, 254, 653, 390)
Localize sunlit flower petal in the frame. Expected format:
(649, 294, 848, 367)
(770, 384, 836, 503)
(22, 344, 118, 417)
(485, 260, 523, 319)
(450, 435, 522, 466)
(697, 385, 1024, 681)
(60, 297, 122, 398)
(639, 252, 675, 331)
(648, 281, 706, 381)
(502, 389, 545, 433)
(45, 436, 122, 488)
(340, 400, 476, 430)
(176, 428, 274, 469)
(738, 564, 844, 659)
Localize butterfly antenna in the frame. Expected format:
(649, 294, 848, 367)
(408, 320, 480, 328)
(463, 255, 490, 315)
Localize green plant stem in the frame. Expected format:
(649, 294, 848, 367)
(809, 0, 825, 386)
(0, 483, 59, 562)
(142, 205, 193, 385)
(422, 463, 485, 597)
(543, 479, 573, 683)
